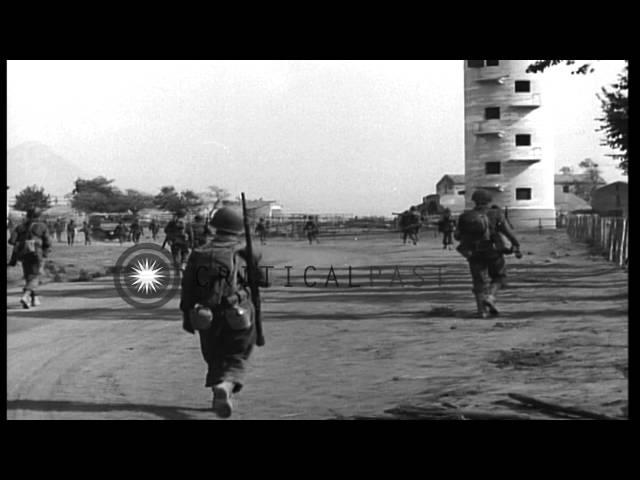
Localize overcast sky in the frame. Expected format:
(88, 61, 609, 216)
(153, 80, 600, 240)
(7, 60, 627, 216)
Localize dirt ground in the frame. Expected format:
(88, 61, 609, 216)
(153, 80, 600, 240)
(6, 228, 628, 420)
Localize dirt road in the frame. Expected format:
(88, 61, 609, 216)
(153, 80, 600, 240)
(6, 230, 628, 419)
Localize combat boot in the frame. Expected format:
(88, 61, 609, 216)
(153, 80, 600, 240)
(20, 290, 32, 309)
(212, 381, 234, 418)
(31, 293, 41, 307)
(474, 293, 488, 319)
(483, 284, 500, 316)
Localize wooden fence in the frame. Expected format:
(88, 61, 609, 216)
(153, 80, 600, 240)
(566, 214, 629, 268)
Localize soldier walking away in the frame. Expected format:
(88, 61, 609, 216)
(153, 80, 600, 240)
(180, 207, 266, 418)
(54, 218, 64, 243)
(81, 220, 92, 245)
(303, 215, 319, 244)
(66, 219, 76, 246)
(114, 220, 127, 244)
(164, 209, 192, 273)
(407, 206, 421, 245)
(130, 218, 143, 244)
(190, 214, 211, 249)
(454, 189, 523, 319)
(149, 218, 160, 241)
(8, 208, 52, 309)
(255, 217, 267, 245)
(438, 208, 456, 250)
(399, 209, 419, 245)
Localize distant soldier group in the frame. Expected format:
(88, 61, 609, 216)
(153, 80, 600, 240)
(399, 206, 421, 245)
(162, 210, 215, 272)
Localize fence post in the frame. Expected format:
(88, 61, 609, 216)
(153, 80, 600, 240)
(538, 218, 543, 234)
(608, 218, 615, 261)
(622, 218, 629, 267)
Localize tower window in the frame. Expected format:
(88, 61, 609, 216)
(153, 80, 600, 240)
(486, 162, 501, 174)
(562, 185, 570, 193)
(515, 134, 531, 146)
(485, 107, 500, 120)
(515, 80, 531, 92)
(516, 188, 532, 200)
(467, 60, 484, 68)
(485, 60, 500, 66)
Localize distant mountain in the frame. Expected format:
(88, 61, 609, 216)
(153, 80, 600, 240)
(7, 142, 90, 203)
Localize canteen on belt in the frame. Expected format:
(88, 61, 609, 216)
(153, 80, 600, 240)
(225, 303, 252, 330)
(190, 303, 214, 330)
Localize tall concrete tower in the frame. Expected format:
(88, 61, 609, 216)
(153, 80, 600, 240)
(464, 59, 555, 229)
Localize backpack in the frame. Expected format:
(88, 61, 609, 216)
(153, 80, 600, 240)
(457, 209, 512, 255)
(185, 243, 252, 331)
(15, 222, 41, 260)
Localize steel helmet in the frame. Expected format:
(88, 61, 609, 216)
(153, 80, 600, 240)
(471, 189, 492, 205)
(210, 207, 244, 235)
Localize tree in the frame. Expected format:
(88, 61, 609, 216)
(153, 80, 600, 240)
(120, 189, 155, 214)
(597, 63, 628, 175)
(154, 186, 203, 214)
(14, 185, 52, 211)
(559, 166, 573, 175)
(71, 176, 122, 213)
(180, 189, 204, 212)
(527, 60, 628, 175)
(575, 158, 604, 203)
(526, 60, 595, 75)
(199, 185, 230, 219)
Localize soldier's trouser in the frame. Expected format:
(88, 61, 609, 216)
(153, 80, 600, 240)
(67, 232, 75, 245)
(171, 243, 189, 268)
(468, 254, 506, 297)
(198, 311, 256, 393)
(443, 231, 453, 246)
(21, 256, 42, 295)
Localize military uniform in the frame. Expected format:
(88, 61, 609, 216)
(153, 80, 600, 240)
(81, 221, 92, 245)
(303, 217, 319, 244)
(190, 216, 211, 248)
(130, 220, 142, 244)
(179, 207, 264, 418)
(114, 222, 127, 244)
(438, 211, 456, 249)
(66, 220, 76, 246)
(8, 209, 52, 308)
(255, 219, 267, 245)
(455, 190, 522, 318)
(149, 219, 160, 241)
(54, 219, 64, 243)
(165, 213, 192, 270)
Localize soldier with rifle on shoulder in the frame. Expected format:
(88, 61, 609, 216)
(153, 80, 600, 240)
(179, 202, 267, 418)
